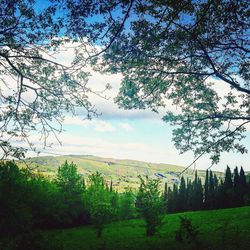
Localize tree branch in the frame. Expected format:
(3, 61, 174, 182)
(178, 120, 250, 176)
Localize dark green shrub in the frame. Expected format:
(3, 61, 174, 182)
(175, 216, 199, 244)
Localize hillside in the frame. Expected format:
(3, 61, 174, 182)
(19, 155, 224, 191)
(44, 206, 250, 250)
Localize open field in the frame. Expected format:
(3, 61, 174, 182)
(42, 206, 250, 250)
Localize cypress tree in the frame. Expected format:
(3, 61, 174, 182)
(163, 182, 168, 212)
(190, 171, 204, 211)
(208, 170, 215, 209)
(186, 178, 192, 211)
(204, 169, 209, 208)
(214, 174, 218, 191)
(224, 166, 233, 190)
(209, 171, 215, 194)
(213, 174, 219, 208)
(179, 177, 187, 211)
(239, 167, 247, 205)
(233, 167, 240, 207)
(233, 167, 240, 189)
(167, 187, 174, 213)
(239, 167, 247, 190)
(223, 166, 233, 207)
(196, 178, 204, 210)
(172, 184, 179, 212)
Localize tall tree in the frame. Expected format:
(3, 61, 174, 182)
(193, 173, 203, 211)
(233, 167, 240, 189)
(186, 178, 193, 211)
(207, 170, 215, 209)
(224, 166, 233, 191)
(163, 182, 168, 212)
(239, 167, 247, 191)
(204, 170, 209, 208)
(172, 183, 179, 212)
(239, 166, 248, 205)
(179, 176, 187, 211)
(56, 161, 85, 226)
(167, 186, 174, 213)
(233, 167, 240, 206)
(223, 166, 233, 207)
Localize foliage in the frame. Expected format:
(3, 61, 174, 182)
(89, 0, 250, 164)
(118, 188, 136, 220)
(85, 172, 115, 237)
(0, 160, 89, 238)
(0, 0, 100, 159)
(175, 216, 199, 245)
(1, 1, 249, 165)
(1, 159, 250, 248)
(56, 161, 85, 194)
(0, 161, 33, 237)
(167, 166, 250, 214)
(136, 175, 164, 236)
(55, 161, 88, 227)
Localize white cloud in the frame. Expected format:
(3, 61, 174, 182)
(63, 116, 116, 132)
(94, 120, 116, 132)
(119, 122, 133, 132)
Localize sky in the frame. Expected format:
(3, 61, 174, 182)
(2, 2, 250, 172)
(22, 43, 250, 172)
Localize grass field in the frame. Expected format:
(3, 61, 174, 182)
(44, 206, 250, 250)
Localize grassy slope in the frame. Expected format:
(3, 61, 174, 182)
(46, 206, 250, 250)
(19, 155, 224, 191)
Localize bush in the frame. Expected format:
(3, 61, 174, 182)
(175, 216, 199, 245)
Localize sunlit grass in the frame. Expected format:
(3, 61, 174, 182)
(46, 206, 250, 250)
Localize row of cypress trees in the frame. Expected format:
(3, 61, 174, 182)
(164, 166, 249, 213)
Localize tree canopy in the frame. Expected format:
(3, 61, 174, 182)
(0, 0, 101, 159)
(0, 0, 249, 164)
(90, 0, 250, 164)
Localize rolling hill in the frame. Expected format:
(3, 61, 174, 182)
(18, 155, 224, 191)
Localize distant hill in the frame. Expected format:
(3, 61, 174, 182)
(19, 155, 224, 191)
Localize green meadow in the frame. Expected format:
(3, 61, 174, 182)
(45, 206, 250, 250)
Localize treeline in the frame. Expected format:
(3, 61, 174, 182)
(165, 166, 250, 213)
(1, 161, 250, 249)
(0, 161, 137, 237)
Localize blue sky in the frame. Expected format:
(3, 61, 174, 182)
(12, 2, 250, 171)
(26, 43, 250, 172)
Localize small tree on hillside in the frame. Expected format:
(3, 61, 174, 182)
(85, 172, 113, 237)
(136, 176, 164, 236)
(56, 161, 86, 226)
(56, 161, 84, 194)
(119, 188, 136, 220)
